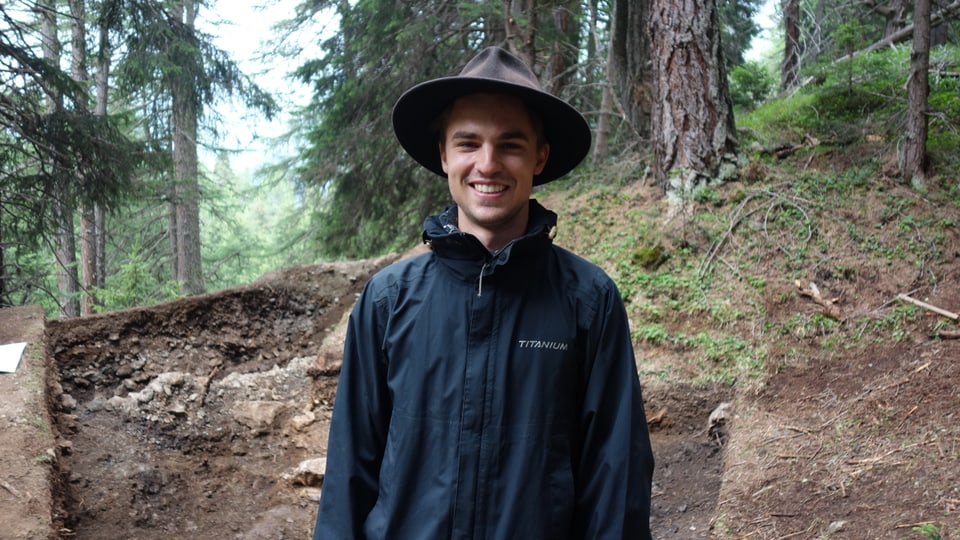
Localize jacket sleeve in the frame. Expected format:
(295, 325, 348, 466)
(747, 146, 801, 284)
(313, 282, 391, 539)
(573, 280, 654, 540)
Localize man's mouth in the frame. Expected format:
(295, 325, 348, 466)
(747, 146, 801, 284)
(472, 183, 507, 194)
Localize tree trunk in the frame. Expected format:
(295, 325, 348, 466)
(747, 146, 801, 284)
(544, 1, 579, 96)
(170, 0, 204, 295)
(0, 198, 5, 306)
(931, 0, 952, 46)
(94, 5, 109, 293)
(594, 0, 652, 165)
(593, 0, 613, 164)
(80, 206, 96, 315)
(71, 0, 98, 316)
(504, 0, 537, 66)
(902, 0, 930, 185)
(42, 0, 81, 318)
(883, 0, 910, 38)
(782, 0, 800, 89)
(649, 0, 738, 195)
(811, 0, 825, 63)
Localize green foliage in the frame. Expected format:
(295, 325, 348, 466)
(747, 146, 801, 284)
(912, 522, 943, 540)
(741, 44, 960, 170)
(201, 159, 312, 290)
(927, 50, 960, 171)
(717, 0, 763, 67)
(632, 244, 669, 270)
(92, 242, 182, 312)
(729, 60, 776, 110)
(114, 1, 277, 125)
(287, 0, 492, 258)
(833, 21, 871, 56)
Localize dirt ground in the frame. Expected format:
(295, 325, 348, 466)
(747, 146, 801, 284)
(2, 254, 732, 540)
(2, 174, 959, 539)
(0, 305, 56, 540)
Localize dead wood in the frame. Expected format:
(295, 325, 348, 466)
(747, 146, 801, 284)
(896, 293, 959, 320)
(795, 280, 843, 321)
(790, 1, 960, 91)
(835, 1, 960, 63)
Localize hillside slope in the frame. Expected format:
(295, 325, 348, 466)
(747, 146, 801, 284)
(542, 149, 960, 538)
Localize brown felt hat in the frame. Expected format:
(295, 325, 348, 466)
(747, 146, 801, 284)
(392, 46, 591, 186)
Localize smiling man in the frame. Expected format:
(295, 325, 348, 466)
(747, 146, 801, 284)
(440, 92, 546, 251)
(313, 46, 654, 540)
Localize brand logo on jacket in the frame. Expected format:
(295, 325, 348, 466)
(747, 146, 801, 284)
(517, 340, 569, 351)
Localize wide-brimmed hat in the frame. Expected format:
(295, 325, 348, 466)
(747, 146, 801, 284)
(392, 46, 591, 186)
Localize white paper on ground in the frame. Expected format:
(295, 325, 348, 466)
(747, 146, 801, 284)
(0, 342, 28, 373)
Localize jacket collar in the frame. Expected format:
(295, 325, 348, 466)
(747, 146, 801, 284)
(422, 199, 557, 277)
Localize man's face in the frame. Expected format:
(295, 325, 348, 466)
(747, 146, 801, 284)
(439, 93, 549, 251)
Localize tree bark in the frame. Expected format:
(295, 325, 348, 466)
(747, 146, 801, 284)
(544, 1, 580, 96)
(71, 0, 98, 316)
(883, 0, 910, 38)
(593, 0, 614, 164)
(782, 0, 800, 89)
(170, 0, 204, 295)
(931, 0, 952, 45)
(0, 198, 5, 306)
(594, 0, 652, 164)
(504, 0, 537, 66)
(649, 0, 738, 194)
(811, 0, 825, 63)
(902, 0, 930, 184)
(42, 0, 81, 318)
(94, 4, 109, 294)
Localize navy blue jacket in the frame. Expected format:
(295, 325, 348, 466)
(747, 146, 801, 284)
(313, 200, 654, 539)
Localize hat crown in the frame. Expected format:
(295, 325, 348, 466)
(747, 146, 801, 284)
(459, 47, 542, 92)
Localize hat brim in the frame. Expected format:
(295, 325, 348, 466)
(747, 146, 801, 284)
(392, 76, 591, 186)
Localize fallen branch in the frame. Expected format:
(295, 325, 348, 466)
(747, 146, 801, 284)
(896, 293, 959, 320)
(832, 1, 960, 64)
(795, 280, 843, 321)
(894, 521, 940, 531)
(646, 407, 667, 427)
(0, 479, 22, 498)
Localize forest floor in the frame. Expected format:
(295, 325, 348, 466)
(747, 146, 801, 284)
(2, 148, 960, 539)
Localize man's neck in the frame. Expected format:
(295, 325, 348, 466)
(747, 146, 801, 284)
(456, 212, 528, 253)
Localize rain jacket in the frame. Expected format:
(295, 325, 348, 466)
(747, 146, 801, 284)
(313, 200, 654, 540)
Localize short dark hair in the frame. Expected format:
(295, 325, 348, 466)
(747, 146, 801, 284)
(432, 93, 547, 150)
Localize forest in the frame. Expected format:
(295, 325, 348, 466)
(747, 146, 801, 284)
(1, 0, 959, 320)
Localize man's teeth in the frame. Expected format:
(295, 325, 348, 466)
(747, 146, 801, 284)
(473, 184, 506, 193)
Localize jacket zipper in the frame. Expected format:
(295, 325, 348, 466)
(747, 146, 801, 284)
(477, 261, 489, 297)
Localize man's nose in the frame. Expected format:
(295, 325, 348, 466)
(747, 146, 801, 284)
(475, 144, 502, 176)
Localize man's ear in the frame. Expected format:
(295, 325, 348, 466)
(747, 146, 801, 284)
(439, 141, 448, 173)
(534, 143, 550, 175)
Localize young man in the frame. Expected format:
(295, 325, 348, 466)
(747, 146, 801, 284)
(313, 46, 654, 539)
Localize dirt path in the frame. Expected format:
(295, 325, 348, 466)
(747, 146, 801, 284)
(0, 305, 56, 540)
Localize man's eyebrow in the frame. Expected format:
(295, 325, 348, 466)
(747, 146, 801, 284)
(449, 130, 531, 140)
(499, 130, 531, 141)
(450, 130, 478, 140)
